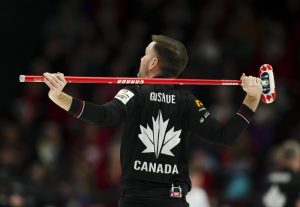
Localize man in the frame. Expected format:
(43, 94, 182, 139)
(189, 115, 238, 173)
(258, 140, 300, 207)
(43, 35, 262, 207)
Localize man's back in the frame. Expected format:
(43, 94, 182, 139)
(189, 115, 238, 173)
(119, 85, 192, 190)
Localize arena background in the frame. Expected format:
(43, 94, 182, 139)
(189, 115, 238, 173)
(0, 0, 299, 206)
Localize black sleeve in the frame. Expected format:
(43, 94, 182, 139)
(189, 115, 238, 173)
(187, 94, 255, 146)
(68, 87, 136, 126)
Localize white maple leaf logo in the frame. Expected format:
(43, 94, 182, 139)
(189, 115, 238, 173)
(138, 110, 181, 158)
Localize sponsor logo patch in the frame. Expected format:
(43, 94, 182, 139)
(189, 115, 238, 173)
(195, 99, 204, 108)
(114, 89, 135, 105)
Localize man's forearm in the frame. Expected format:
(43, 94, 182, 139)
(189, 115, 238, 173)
(49, 92, 73, 111)
(242, 94, 261, 112)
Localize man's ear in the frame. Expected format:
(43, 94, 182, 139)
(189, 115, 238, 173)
(149, 57, 158, 70)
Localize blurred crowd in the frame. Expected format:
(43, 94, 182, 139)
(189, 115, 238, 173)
(1, 0, 300, 206)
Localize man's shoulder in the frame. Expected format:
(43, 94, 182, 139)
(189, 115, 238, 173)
(120, 85, 141, 95)
(122, 85, 195, 98)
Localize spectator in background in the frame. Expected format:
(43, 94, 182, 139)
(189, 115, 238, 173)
(36, 121, 63, 170)
(258, 139, 300, 207)
(186, 166, 211, 207)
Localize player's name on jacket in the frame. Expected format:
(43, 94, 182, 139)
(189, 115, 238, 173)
(134, 160, 179, 174)
(150, 92, 176, 104)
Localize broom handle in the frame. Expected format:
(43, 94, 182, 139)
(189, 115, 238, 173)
(19, 75, 241, 86)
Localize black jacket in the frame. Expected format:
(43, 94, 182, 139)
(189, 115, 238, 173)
(258, 168, 300, 207)
(69, 84, 254, 192)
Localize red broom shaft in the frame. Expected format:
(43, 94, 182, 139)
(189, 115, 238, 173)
(19, 75, 242, 86)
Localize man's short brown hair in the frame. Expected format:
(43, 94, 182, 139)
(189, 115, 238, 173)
(152, 35, 188, 78)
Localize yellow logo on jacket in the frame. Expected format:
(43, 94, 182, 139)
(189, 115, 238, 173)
(195, 99, 204, 108)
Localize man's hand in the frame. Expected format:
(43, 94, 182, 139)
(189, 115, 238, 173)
(240, 73, 262, 112)
(240, 73, 262, 99)
(44, 72, 67, 99)
(43, 72, 72, 111)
